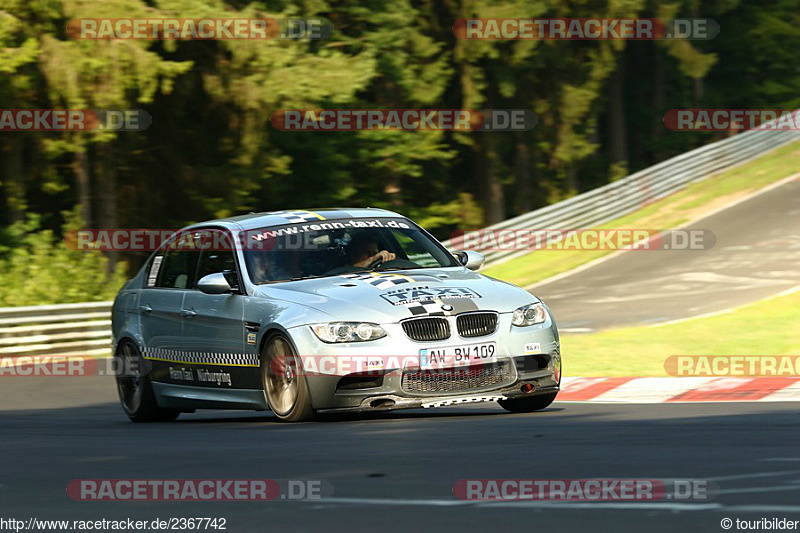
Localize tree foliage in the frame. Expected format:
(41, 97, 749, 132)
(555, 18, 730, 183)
(0, 0, 796, 304)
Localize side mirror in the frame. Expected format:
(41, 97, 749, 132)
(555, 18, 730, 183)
(197, 273, 233, 294)
(454, 250, 485, 271)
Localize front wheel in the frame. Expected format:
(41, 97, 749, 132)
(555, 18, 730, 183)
(498, 392, 558, 413)
(261, 333, 315, 422)
(115, 341, 180, 422)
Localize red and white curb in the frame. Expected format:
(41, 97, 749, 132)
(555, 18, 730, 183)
(560, 377, 800, 402)
(3, 357, 800, 403)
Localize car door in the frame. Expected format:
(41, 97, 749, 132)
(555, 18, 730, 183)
(180, 231, 247, 369)
(139, 244, 200, 362)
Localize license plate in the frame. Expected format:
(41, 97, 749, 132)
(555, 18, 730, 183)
(419, 342, 497, 369)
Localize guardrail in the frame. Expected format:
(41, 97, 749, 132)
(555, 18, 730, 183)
(2, 126, 799, 359)
(444, 126, 800, 267)
(0, 301, 113, 358)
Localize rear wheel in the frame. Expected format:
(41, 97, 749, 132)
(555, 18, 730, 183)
(115, 341, 180, 422)
(261, 333, 315, 422)
(498, 392, 558, 413)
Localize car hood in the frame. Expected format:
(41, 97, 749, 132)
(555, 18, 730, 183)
(253, 267, 538, 324)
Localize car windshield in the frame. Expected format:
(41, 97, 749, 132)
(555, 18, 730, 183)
(243, 217, 459, 284)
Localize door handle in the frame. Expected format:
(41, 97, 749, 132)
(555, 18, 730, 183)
(181, 309, 197, 318)
(138, 304, 152, 313)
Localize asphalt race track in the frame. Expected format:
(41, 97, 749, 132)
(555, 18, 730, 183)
(532, 177, 800, 331)
(0, 375, 799, 532)
(2, 179, 800, 532)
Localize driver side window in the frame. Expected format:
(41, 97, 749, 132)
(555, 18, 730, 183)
(195, 249, 238, 288)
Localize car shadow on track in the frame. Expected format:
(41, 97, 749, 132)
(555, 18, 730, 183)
(0, 400, 567, 426)
(172, 406, 567, 425)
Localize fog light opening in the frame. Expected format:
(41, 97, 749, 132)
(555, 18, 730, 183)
(521, 383, 535, 394)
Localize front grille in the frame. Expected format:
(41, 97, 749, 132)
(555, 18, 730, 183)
(402, 361, 513, 394)
(402, 317, 450, 341)
(456, 312, 498, 338)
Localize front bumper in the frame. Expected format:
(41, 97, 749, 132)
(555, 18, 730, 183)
(317, 383, 561, 414)
(287, 312, 561, 412)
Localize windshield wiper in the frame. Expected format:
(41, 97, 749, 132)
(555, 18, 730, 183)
(262, 265, 434, 284)
(262, 275, 325, 284)
(374, 266, 429, 272)
(346, 267, 407, 274)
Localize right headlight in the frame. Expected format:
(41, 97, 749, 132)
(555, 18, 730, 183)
(311, 322, 387, 343)
(511, 303, 548, 327)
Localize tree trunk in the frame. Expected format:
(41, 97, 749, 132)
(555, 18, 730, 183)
(73, 147, 91, 227)
(383, 171, 403, 208)
(96, 142, 119, 271)
(2, 135, 26, 223)
(694, 77, 705, 105)
(651, 46, 665, 160)
(608, 62, 628, 165)
(513, 133, 532, 213)
(565, 165, 578, 193)
(474, 135, 505, 224)
(691, 4, 705, 106)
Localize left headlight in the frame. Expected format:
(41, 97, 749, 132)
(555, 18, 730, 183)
(511, 303, 548, 327)
(311, 322, 387, 343)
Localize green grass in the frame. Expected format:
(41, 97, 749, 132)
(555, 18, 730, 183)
(484, 141, 800, 287)
(562, 289, 800, 377)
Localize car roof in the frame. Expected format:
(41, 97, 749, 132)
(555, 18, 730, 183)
(183, 207, 407, 231)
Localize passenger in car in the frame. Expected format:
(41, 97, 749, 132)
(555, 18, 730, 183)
(249, 251, 271, 283)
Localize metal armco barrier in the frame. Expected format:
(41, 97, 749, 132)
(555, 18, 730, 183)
(443, 126, 800, 267)
(0, 301, 112, 358)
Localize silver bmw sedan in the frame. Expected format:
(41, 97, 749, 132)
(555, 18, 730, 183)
(112, 208, 561, 422)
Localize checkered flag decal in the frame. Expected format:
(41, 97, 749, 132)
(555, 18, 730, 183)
(406, 299, 447, 316)
(144, 348, 259, 367)
(269, 210, 325, 224)
(342, 272, 412, 290)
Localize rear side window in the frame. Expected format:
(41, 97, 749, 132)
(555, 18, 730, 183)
(155, 249, 200, 289)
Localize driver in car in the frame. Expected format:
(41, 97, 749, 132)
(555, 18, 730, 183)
(347, 232, 396, 268)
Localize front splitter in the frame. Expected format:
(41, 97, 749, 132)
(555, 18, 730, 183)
(316, 384, 560, 414)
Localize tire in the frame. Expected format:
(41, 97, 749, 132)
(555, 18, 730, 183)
(498, 392, 558, 413)
(115, 340, 180, 423)
(261, 333, 315, 422)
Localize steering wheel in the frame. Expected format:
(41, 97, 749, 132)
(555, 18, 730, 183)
(368, 257, 384, 270)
